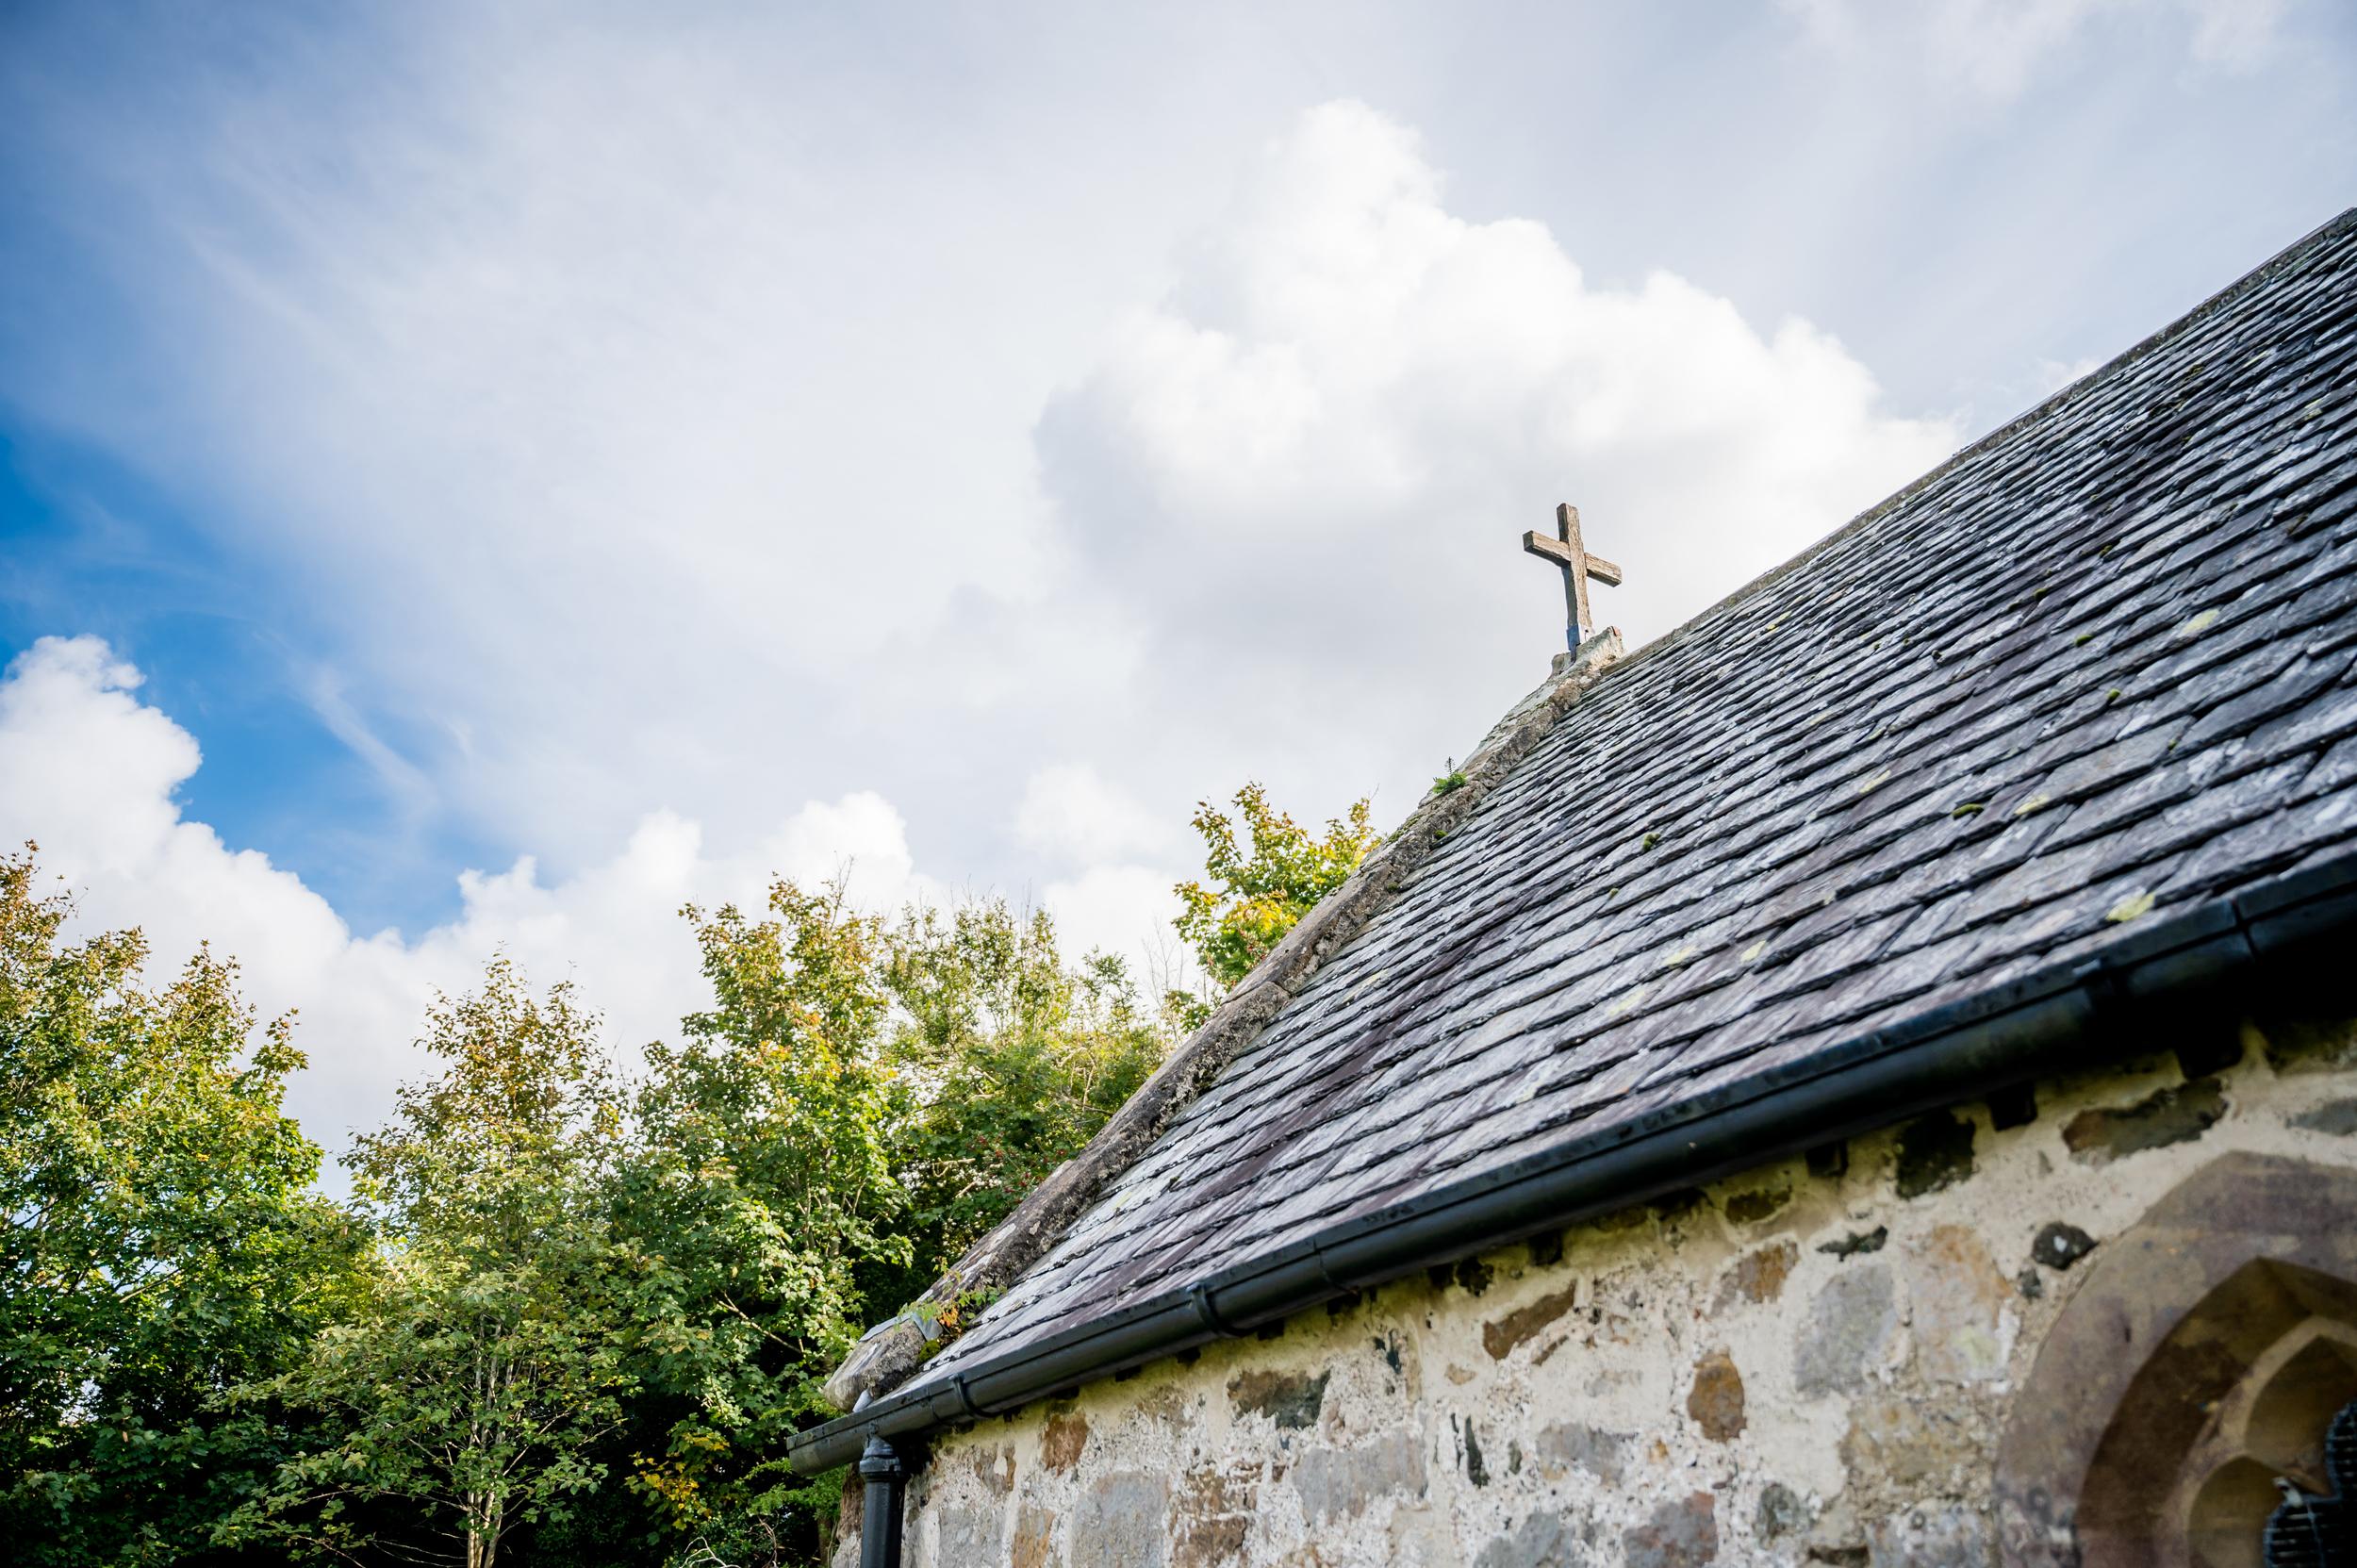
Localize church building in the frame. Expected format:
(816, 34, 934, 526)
(790, 211, 2357, 1567)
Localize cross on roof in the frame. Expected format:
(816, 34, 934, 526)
(1523, 503, 1624, 652)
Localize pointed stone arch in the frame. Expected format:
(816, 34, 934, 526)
(1996, 1152, 2357, 1567)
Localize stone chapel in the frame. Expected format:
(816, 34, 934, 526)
(790, 210, 2357, 1567)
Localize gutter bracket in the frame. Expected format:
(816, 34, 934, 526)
(2072, 955, 2125, 1013)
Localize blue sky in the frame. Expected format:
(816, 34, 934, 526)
(3, 0, 2352, 1149)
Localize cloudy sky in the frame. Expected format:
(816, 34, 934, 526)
(3, 0, 2352, 1155)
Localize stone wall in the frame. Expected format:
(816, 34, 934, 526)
(843, 1014, 2357, 1567)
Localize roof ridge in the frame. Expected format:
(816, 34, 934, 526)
(818, 635, 1632, 1411)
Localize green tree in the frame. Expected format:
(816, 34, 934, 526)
(599, 887, 1172, 1565)
(5, 838, 1189, 1567)
(1173, 784, 1379, 996)
(603, 882, 907, 1565)
(0, 847, 364, 1568)
(875, 900, 1163, 1312)
(226, 960, 636, 1568)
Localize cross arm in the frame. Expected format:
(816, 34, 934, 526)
(1522, 530, 1576, 567)
(1524, 531, 1623, 586)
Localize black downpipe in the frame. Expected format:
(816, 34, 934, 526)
(787, 849, 2357, 1477)
(858, 1436, 906, 1568)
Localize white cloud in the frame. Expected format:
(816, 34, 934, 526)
(0, 635, 942, 1153)
(2, 9, 1134, 873)
(1032, 102, 1958, 809)
(3, 16, 1974, 900)
(2180, 0, 2288, 67)
(1008, 767, 1195, 991)
(1037, 864, 1196, 989)
(1049, 101, 1958, 613)
(0, 635, 1210, 1154)
(2033, 354, 2110, 399)
(1013, 764, 1172, 867)
(4, 66, 1997, 1147)
(1779, 0, 2288, 97)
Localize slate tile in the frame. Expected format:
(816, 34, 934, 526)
(2163, 788, 2357, 895)
(2299, 733, 2357, 802)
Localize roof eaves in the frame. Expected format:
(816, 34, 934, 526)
(788, 840, 2357, 1474)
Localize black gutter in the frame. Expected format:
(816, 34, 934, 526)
(788, 845, 2357, 1476)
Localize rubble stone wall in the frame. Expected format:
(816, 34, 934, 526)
(845, 1015, 2357, 1567)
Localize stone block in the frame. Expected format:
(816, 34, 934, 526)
(1533, 1421, 1630, 1485)
(937, 1502, 1005, 1564)
(964, 1443, 1015, 1496)
(1817, 1226, 1887, 1259)
(1723, 1183, 1791, 1225)
(1794, 1263, 1898, 1396)
(1293, 1430, 1426, 1523)
(1463, 1421, 1491, 1486)
(1071, 1472, 1168, 1568)
(1840, 1395, 1981, 1488)
(1228, 1367, 1329, 1429)
(2029, 1222, 2095, 1270)
(1895, 1110, 1976, 1198)
(1483, 1283, 1581, 1359)
(1754, 1482, 1811, 1543)
(1621, 1490, 1719, 1567)
(1474, 1508, 1580, 1567)
(1903, 1226, 2013, 1383)
(1687, 1349, 1747, 1442)
(1041, 1410, 1090, 1474)
(2292, 1096, 2357, 1134)
(1867, 1504, 1995, 1567)
(1172, 1511, 1247, 1568)
(1011, 1502, 1060, 1568)
(1174, 1461, 1258, 1568)
(1713, 1240, 1798, 1311)
(2061, 1077, 2226, 1162)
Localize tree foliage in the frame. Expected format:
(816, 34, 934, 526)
(603, 882, 908, 1565)
(1173, 783, 1379, 995)
(225, 962, 635, 1568)
(598, 886, 1168, 1564)
(7, 768, 1353, 1565)
(0, 847, 366, 1567)
(873, 900, 1163, 1314)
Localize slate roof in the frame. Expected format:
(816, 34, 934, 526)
(915, 210, 2357, 1393)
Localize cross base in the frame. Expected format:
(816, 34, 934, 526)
(1553, 626, 1624, 677)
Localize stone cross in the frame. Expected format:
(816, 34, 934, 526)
(1523, 503, 1623, 652)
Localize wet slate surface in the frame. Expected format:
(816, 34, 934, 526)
(916, 211, 2357, 1391)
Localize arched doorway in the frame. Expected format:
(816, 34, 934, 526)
(1995, 1153, 2357, 1567)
